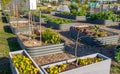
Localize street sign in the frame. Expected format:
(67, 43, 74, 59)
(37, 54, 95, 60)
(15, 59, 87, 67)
(26, 0, 37, 10)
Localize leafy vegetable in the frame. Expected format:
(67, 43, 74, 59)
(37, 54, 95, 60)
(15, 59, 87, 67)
(48, 18, 72, 24)
(42, 28, 61, 44)
(115, 46, 120, 62)
(90, 11, 116, 21)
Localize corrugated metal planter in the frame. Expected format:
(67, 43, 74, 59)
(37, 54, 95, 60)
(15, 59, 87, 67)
(76, 16, 86, 21)
(9, 18, 29, 34)
(87, 18, 113, 25)
(9, 50, 44, 74)
(50, 11, 56, 15)
(17, 36, 65, 57)
(70, 26, 119, 46)
(41, 53, 111, 74)
(47, 22, 76, 30)
(55, 13, 75, 19)
(55, 13, 86, 21)
(9, 18, 29, 24)
(10, 26, 31, 34)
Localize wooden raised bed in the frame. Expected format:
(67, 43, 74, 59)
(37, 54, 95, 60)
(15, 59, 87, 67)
(17, 33, 65, 57)
(70, 26, 119, 46)
(9, 50, 44, 74)
(41, 53, 111, 74)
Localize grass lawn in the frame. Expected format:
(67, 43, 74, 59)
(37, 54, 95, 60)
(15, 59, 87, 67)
(0, 11, 120, 74)
(0, 11, 21, 74)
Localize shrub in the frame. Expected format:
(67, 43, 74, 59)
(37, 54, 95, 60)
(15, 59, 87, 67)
(42, 28, 61, 44)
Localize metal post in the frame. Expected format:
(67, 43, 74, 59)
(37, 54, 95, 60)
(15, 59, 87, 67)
(39, 11, 42, 44)
(29, 11, 31, 35)
(75, 31, 80, 66)
(16, 4, 19, 30)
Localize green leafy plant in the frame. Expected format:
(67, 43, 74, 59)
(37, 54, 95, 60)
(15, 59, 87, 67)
(114, 14, 120, 22)
(31, 34, 37, 39)
(78, 57, 103, 66)
(71, 9, 77, 15)
(46, 64, 67, 74)
(70, 4, 78, 10)
(92, 25, 107, 38)
(44, 7, 52, 13)
(115, 46, 120, 62)
(12, 54, 38, 74)
(93, 25, 100, 32)
(20, 8, 28, 14)
(90, 11, 115, 21)
(89, 14, 97, 20)
(46, 56, 103, 74)
(77, 10, 86, 16)
(48, 18, 72, 24)
(42, 28, 61, 44)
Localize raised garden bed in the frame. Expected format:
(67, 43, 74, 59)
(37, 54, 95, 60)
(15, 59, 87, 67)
(47, 22, 77, 30)
(41, 53, 111, 74)
(55, 13, 86, 21)
(87, 18, 114, 25)
(17, 29, 65, 57)
(70, 26, 119, 46)
(47, 18, 76, 30)
(87, 11, 117, 25)
(9, 18, 30, 34)
(55, 13, 75, 19)
(9, 50, 44, 74)
(33, 52, 75, 66)
(2, 10, 10, 23)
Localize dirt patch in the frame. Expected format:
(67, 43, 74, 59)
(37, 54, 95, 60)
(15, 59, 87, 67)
(33, 52, 75, 66)
(18, 33, 47, 47)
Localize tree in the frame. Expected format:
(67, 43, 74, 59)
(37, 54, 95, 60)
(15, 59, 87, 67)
(1, 0, 11, 9)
